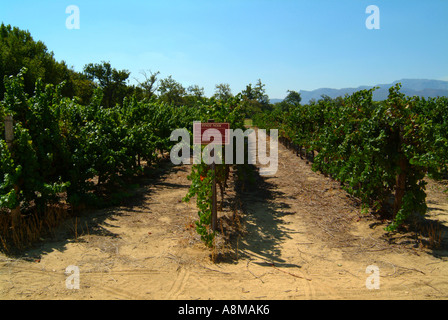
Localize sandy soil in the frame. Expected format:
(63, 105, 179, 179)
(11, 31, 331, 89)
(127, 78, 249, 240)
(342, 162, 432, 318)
(1, 131, 447, 300)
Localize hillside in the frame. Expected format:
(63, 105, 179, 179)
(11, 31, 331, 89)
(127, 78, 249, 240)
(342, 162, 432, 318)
(272, 79, 448, 104)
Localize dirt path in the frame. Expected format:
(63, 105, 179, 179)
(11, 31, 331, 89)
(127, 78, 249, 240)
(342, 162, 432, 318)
(1, 131, 448, 300)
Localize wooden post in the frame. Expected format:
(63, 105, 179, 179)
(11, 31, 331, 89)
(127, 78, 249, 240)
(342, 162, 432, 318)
(5, 115, 21, 228)
(5, 115, 14, 149)
(208, 119, 218, 232)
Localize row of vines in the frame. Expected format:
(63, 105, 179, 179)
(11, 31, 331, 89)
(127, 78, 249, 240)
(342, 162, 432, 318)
(0, 69, 247, 251)
(253, 84, 448, 231)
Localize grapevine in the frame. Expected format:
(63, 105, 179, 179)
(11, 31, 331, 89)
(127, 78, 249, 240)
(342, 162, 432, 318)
(253, 84, 448, 231)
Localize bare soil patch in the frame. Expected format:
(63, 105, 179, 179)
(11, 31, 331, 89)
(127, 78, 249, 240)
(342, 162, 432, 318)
(1, 132, 448, 300)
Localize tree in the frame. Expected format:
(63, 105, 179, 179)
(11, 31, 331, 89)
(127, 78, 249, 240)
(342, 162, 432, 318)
(135, 70, 159, 100)
(184, 84, 207, 106)
(187, 84, 205, 99)
(284, 90, 302, 107)
(157, 75, 186, 106)
(275, 90, 302, 112)
(0, 23, 76, 100)
(241, 83, 255, 100)
(253, 79, 270, 106)
(241, 79, 271, 116)
(70, 71, 96, 105)
(213, 83, 233, 102)
(83, 61, 130, 107)
(241, 79, 270, 105)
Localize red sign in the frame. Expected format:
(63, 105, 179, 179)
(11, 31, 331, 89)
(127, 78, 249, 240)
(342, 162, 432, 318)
(193, 122, 230, 145)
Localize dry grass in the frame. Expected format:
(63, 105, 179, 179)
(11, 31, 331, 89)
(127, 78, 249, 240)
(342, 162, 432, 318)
(423, 220, 443, 249)
(0, 204, 69, 253)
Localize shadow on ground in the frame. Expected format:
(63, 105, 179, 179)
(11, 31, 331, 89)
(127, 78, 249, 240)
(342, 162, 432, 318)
(219, 165, 297, 266)
(381, 200, 448, 259)
(1, 160, 183, 261)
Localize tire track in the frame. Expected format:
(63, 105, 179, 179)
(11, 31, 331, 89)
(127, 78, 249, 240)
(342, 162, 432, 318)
(164, 266, 190, 299)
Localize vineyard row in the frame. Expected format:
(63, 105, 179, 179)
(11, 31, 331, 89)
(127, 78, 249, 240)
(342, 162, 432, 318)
(253, 84, 448, 231)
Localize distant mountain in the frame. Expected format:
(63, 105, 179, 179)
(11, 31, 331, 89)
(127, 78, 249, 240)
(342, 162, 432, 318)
(294, 79, 448, 104)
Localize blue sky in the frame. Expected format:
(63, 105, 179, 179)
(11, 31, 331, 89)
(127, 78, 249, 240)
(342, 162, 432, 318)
(1, 0, 447, 99)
